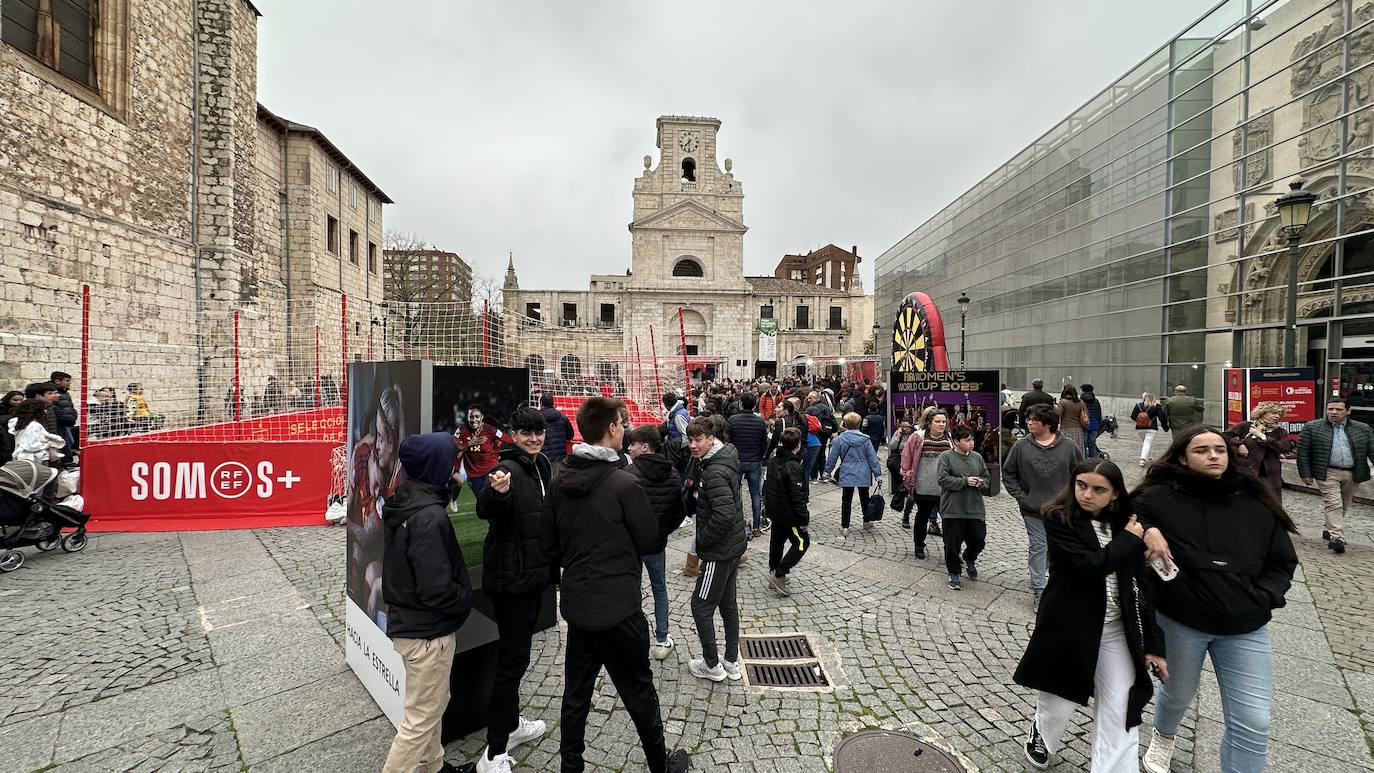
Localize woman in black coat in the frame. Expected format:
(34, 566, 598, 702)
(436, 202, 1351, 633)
(1132, 426, 1298, 773)
(1014, 458, 1166, 772)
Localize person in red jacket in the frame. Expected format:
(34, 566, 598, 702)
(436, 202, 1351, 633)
(453, 405, 510, 496)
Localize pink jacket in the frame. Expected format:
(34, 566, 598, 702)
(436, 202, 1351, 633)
(900, 430, 925, 493)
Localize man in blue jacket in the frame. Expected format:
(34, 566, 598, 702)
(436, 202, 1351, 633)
(381, 433, 474, 773)
(539, 393, 574, 468)
(726, 393, 769, 537)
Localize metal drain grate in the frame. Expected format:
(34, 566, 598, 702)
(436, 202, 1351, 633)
(741, 634, 815, 660)
(745, 662, 829, 688)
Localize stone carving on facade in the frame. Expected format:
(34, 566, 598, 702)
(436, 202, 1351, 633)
(1293, 4, 1374, 168)
(1214, 203, 1256, 243)
(1235, 114, 1272, 190)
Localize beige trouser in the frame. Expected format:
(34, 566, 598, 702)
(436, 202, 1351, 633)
(383, 633, 457, 773)
(1317, 468, 1355, 541)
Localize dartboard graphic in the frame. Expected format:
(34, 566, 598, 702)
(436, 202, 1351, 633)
(891, 292, 949, 373)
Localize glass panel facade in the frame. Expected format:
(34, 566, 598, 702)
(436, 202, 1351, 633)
(875, 0, 1374, 419)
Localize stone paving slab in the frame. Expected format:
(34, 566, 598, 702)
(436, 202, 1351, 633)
(0, 430, 1371, 772)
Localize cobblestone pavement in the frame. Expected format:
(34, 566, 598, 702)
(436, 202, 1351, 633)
(2, 431, 1373, 772)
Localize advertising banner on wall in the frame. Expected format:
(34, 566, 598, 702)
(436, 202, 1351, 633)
(757, 319, 777, 363)
(1223, 366, 1317, 445)
(889, 369, 1003, 469)
(82, 439, 336, 531)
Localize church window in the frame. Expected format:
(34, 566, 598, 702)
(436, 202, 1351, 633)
(3, 0, 95, 87)
(680, 157, 696, 183)
(561, 302, 578, 325)
(600, 303, 615, 326)
(760, 305, 773, 319)
(672, 257, 704, 277)
(525, 302, 541, 320)
(828, 306, 843, 330)
(796, 305, 810, 330)
(560, 354, 582, 378)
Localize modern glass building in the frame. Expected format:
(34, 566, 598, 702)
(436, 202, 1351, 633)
(876, 0, 1374, 421)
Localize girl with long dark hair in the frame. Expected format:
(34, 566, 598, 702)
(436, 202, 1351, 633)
(900, 409, 950, 560)
(1014, 459, 1166, 771)
(1132, 426, 1298, 773)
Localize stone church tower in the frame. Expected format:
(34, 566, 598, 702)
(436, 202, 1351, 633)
(622, 115, 751, 363)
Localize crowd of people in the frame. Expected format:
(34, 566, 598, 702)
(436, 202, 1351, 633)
(364, 367, 1368, 773)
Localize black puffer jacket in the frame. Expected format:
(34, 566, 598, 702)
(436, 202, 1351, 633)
(627, 452, 687, 555)
(694, 442, 747, 562)
(764, 448, 808, 530)
(476, 447, 553, 596)
(53, 388, 77, 429)
(541, 406, 574, 463)
(542, 445, 658, 631)
(1133, 467, 1298, 636)
(726, 412, 768, 463)
(382, 480, 474, 640)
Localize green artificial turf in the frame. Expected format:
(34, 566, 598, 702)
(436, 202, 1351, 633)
(446, 485, 489, 565)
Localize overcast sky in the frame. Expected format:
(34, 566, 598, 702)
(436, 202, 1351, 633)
(255, 1, 1209, 291)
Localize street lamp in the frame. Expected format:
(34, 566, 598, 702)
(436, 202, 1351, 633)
(956, 291, 971, 369)
(1276, 178, 1318, 367)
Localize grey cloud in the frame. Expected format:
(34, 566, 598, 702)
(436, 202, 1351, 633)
(254, 0, 1206, 289)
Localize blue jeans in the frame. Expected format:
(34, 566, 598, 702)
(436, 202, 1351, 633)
(738, 461, 763, 529)
(1154, 613, 1272, 773)
(1085, 430, 1100, 458)
(468, 474, 487, 496)
(641, 551, 669, 643)
(802, 446, 819, 498)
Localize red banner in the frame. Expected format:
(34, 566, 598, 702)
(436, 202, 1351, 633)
(82, 440, 336, 531)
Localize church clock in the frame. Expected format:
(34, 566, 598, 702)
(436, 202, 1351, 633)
(679, 132, 699, 153)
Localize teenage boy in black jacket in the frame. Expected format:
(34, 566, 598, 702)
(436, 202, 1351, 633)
(542, 397, 689, 773)
(685, 416, 747, 683)
(475, 407, 554, 772)
(382, 432, 474, 773)
(626, 425, 688, 660)
(764, 427, 810, 595)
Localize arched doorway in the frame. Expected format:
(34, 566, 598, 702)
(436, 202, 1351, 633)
(560, 354, 583, 379)
(677, 308, 707, 355)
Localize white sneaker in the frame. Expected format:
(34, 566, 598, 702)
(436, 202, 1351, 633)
(507, 716, 547, 750)
(688, 658, 727, 682)
(1142, 728, 1176, 773)
(652, 634, 675, 661)
(722, 659, 742, 681)
(476, 750, 514, 773)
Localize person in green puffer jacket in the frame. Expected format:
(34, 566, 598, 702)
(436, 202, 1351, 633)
(684, 416, 747, 684)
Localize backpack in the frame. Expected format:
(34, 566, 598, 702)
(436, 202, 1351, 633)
(1134, 405, 1153, 429)
(805, 413, 821, 435)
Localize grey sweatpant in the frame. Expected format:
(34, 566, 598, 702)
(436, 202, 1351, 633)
(691, 558, 740, 668)
(1022, 513, 1048, 591)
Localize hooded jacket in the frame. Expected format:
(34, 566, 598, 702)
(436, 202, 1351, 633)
(540, 406, 574, 463)
(825, 428, 883, 487)
(1081, 390, 1103, 433)
(476, 446, 553, 596)
(542, 443, 658, 631)
(693, 441, 747, 562)
(626, 451, 687, 555)
(763, 447, 808, 530)
(1132, 467, 1298, 636)
(382, 433, 474, 640)
(1001, 433, 1083, 517)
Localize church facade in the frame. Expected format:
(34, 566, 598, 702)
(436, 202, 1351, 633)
(504, 115, 870, 386)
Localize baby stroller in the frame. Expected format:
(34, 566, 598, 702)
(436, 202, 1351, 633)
(0, 460, 90, 572)
(1099, 414, 1120, 439)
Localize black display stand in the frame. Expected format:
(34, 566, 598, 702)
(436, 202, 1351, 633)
(441, 563, 558, 743)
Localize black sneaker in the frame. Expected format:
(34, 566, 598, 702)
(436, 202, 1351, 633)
(901, 516, 910, 529)
(948, 574, 961, 590)
(1322, 530, 1331, 541)
(1330, 538, 1347, 554)
(915, 545, 927, 560)
(1024, 719, 1050, 769)
(966, 561, 978, 580)
(929, 523, 943, 537)
(667, 748, 691, 772)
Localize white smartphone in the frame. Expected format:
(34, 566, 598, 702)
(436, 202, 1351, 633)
(1151, 556, 1179, 582)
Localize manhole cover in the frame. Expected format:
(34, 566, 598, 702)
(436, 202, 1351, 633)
(741, 634, 815, 660)
(744, 662, 829, 688)
(834, 731, 965, 772)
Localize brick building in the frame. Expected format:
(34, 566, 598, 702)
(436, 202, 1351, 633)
(773, 244, 863, 292)
(383, 248, 472, 304)
(0, 0, 390, 425)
